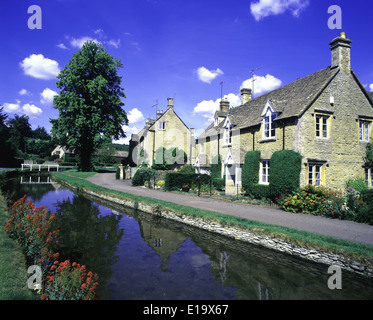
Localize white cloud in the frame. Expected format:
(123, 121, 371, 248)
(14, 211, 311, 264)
(18, 89, 29, 96)
(250, 0, 309, 21)
(40, 88, 58, 105)
(20, 54, 60, 80)
(114, 125, 141, 144)
(193, 93, 241, 123)
(57, 43, 68, 50)
(127, 108, 144, 124)
(196, 67, 224, 84)
(2, 102, 21, 113)
(22, 104, 42, 117)
(241, 74, 282, 95)
(369, 84, 373, 91)
(70, 36, 100, 48)
(107, 39, 121, 49)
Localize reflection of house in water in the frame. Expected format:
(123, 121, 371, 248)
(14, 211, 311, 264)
(138, 218, 188, 272)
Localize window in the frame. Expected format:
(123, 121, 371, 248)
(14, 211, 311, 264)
(308, 164, 323, 186)
(360, 121, 370, 142)
(316, 115, 328, 138)
(365, 168, 373, 187)
(260, 160, 270, 184)
(263, 113, 276, 138)
(224, 120, 232, 145)
(159, 121, 166, 130)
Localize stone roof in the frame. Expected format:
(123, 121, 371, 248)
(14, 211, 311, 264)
(197, 66, 339, 140)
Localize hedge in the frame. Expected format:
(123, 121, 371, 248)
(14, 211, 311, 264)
(247, 184, 271, 200)
(269, 150, 302, 198)
(132, 168, 156, 186)
(165, 172, 211, 191)
(210, 155, 222, 180)
(242, 150, 260, 194)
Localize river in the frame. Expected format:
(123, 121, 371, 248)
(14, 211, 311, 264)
(1, 173, 373, 300)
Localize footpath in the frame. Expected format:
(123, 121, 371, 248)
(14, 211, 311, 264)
(87, 172, 373, 246)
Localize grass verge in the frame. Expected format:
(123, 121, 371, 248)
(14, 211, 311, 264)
(51, 172, 373, 262)
(0, 194, 36, 300)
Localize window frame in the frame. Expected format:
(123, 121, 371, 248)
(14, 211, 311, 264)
(359, 120, 370, 142)
(308, 163, 324, 186)
(260, 160, 270, 185)
(315, 114, 329, 139)
(365, 167, 373, 188)
(159, 121, 166, 130)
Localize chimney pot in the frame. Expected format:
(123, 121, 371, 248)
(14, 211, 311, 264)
(240, 88, 252, 104)
(167, 98, 174, 109)
(329, 32, 352, 71)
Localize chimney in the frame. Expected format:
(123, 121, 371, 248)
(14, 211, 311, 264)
(329, 32, 352, 72)
(240, 88, 252, 104)
(167, 98, 174, 109)
(219, 98, 230, 113)
(157, 110, 163, 119)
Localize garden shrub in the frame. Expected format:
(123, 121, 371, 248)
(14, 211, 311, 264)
(132, 168, 156, 186)
(165, 172, 211, 191)
(210, 155, 222, 180)
(247, 184, 271, 200)
(345, 177, 368, 193)
(213, 178, 225, 191)
(242, 151, 260, 194)
(269, 150, 302, 198)
(179, 165, 195, 174)
(357, 189, 373, 225)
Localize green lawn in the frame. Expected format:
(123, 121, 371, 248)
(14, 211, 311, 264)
(51, 172, 373, 262)
(0, 194, 36, 300)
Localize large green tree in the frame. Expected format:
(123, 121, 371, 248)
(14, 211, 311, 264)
(51, 41, 128, 171)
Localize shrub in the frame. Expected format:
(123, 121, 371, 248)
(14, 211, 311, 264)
(247, 184, 271, 200)
(210, 155, 222, 180)
(132, 168, 156, 186)
(357, 189, 373, 225)
(179, 165, 195, 174)
(269, 150, 302, 198)
(279, 185, 328, 213)
(213, 178, 225, 191)
(165, 172, 211, 191)
(345, 177, 368, 193)
(242, 151, 260, 193)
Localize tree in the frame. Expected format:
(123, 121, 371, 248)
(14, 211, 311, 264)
(7, 114, 33, 155)
(0, 107, 16, 166)
(51, 41, 128, 171)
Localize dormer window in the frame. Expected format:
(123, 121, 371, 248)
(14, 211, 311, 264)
(223, 118, 232, 145)
(261, 101, 277, 139)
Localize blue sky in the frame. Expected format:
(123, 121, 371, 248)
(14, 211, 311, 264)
(1, 0, 373, 144)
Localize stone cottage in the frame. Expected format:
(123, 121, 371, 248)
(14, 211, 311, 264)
(195, 33, 373, 195)
(129, 97, 195, 167)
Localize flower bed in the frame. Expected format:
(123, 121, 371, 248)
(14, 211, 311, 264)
(278, 185, 371, 223)
(4, 195, 99, 300)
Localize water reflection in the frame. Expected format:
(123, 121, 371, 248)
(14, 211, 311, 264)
(2, 173, 373, 300)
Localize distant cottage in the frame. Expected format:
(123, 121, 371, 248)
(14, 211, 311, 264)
(128, 98, 195, 167)
(195, 33, 373, 194)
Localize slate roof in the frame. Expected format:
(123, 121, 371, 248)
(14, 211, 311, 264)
(197, 66, 340, 140)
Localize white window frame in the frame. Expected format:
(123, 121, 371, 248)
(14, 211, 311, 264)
(223, 118, 232, 146)
(261, 101, 277, 139)
(308, 164, 322, 186)
(260, 160, 270, 184)
(360, 120, 370, 142)
(316, 115, 328, 139)
(159, 121, 166, 130)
